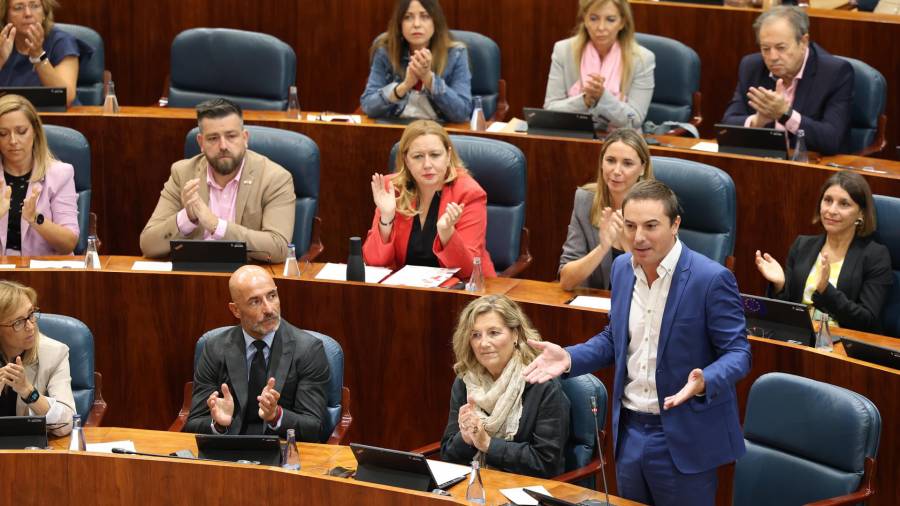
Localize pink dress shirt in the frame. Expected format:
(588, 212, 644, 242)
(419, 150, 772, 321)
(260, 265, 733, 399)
(744, 47, 810, 133)
(176, 161, 244, 239)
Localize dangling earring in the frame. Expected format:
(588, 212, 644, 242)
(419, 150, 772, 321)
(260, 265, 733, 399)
(855, 217, 864, 227)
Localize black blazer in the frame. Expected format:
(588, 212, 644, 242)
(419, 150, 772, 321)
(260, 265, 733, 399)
(440, 376, 569, 479)
(184, 321, 331, 442)
(773, 234, 892, 333)
(721, 42, 853, 155)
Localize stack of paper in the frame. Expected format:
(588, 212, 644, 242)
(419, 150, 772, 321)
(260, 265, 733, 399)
(568, 296, 612, 310)
(381, 265, 459, 288)
(314, 263, 393, 284)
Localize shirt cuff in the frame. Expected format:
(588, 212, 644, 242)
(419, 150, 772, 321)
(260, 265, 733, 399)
(384, 83, 401, 104)
(211, 219, 227, 240)
(743, 114, 756, 128)
(176, 208, 198, 235)
(267, 406, 284, 431)
(782, 110, 802, 134)
(210, 420, 228, 434)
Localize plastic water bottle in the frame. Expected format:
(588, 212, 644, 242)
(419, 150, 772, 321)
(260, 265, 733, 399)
(69, 415, 87, 451)
(281, 428, 301, 470)
(84, 235, 101, 270)
(627, 112, 640, 133)
(470, 96, 486, 131)
(346, 237, 365, 282)
(465, 257, 485, 292)
(103, 80, 120, 114)
(465, 458, 486, 504)
(283, 243, 301, 277)
(815, 312, 834, 352)
(792, 129, 809, 163)
(286, 85, 301, 119)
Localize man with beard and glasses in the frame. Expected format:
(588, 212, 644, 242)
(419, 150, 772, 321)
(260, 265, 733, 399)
(184, 265, 330, 439)
(140, 98, 295, 262)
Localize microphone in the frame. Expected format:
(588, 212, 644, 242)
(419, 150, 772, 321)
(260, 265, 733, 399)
(590, 395, 612, 506)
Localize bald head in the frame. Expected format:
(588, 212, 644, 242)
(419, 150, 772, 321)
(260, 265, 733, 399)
(228, 265, 281, 339)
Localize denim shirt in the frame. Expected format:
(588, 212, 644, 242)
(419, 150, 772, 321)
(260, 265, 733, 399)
(360, 44, 473, 123)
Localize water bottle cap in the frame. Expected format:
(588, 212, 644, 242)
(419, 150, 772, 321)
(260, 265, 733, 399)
(474, 96, 483, 107)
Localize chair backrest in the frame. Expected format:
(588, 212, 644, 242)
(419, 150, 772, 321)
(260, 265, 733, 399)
(449, 30, 500, 120)
(54, 23, 105, 106)
(561, 374, 607, 490)
(169, 28, 296, 111)
(635, 33, 700, 125)
(43, 124, 91, 254)
(388, 135, 526, 272)
(651, 156, 736, 265)
(872, 194, 900, 337)
(184, 126, 320, 256)
(836, 56, 886, 155)
(194, 326, 344, 442)
(734, 372, 881, 506)
(37, 313, 96, 419)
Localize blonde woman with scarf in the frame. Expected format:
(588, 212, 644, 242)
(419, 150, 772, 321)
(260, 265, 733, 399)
(543, 0, 655, 130)
(440, 295, 569, 478)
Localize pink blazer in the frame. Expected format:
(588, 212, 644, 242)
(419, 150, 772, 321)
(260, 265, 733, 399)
(0, 160, 80, 256)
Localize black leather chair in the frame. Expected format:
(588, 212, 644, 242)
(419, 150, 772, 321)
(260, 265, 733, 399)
(651, 156, 736, 269)
(38, 313, 107, 426)
(837, 56, 887, 156)
(734, 372, 881, 506)
(389, 135, 532, 276)
(169, 327, 352, 444)
(165, 28, 296, 110)
(184, 125, 322, 261)
(450, 30, 508, 121)
(872, 194, 900, 337)
(43, 125, 92, 254)
(635, 33, 702, 130)
(54, 23, 106, 106)
(554, 374, 608, 491)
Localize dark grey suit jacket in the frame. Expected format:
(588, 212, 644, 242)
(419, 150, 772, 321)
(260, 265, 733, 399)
(184, 321, 330, 442)
(558, 187, 613, 290)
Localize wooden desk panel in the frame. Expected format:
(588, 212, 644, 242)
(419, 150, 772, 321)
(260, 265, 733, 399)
(41, 108, 900, 295)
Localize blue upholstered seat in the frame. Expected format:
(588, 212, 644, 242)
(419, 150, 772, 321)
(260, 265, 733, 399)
(836, 56, 887, 156)
(558, 374, 608, 491)
(635, 33, 701, 126)
(54, 23, 106, 106)
(872, 194, 900, 337)
(449, 30, 505, 121)
(184, 125, 321, 259)
(43, 125, 92, 254)
(389, 135, 531, 276)
(168, 28, 296, 111)
(734, 372, 881, 506)
(651, 156, 736, 266)
(38, 313, 106, 425)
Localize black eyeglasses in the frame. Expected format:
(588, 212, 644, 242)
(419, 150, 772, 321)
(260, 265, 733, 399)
(0, 308, 40, 332)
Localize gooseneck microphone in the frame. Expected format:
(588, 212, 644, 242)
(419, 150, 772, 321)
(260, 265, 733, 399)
(590, 395, 612, 506)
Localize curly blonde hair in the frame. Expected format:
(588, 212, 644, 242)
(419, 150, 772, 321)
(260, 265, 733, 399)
(452, 295, 542, 377)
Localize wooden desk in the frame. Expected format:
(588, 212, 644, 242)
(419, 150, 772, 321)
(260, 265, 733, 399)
(41, 106, 900, 295)
(0, 427, 641, 506)
(3, 258, 899, 505)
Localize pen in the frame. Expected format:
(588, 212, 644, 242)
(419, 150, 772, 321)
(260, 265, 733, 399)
(825, 162, 855, 170)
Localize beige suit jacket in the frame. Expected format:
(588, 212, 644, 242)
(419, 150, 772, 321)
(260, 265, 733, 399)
(139, 150, 295, 262)
(15, 334, 76, 436)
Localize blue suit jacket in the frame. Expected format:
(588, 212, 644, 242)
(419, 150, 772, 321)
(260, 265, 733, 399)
(567, 244, 751, 474)
(721, 42, 853, 156)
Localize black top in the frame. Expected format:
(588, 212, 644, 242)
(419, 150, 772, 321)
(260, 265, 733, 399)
(4, 171, 31, 252)
(405, 191, 441, 267)
(0, 354, 23, 416)
(441, 377, 570, 479)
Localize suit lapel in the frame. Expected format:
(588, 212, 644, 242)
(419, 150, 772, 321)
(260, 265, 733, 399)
(617, 264, 636, 359)
(791, 44, 819, 116)
(836, 238, 864, 294)
(225, 328, 249, 415)
(270, 323, 295, 393)
(234, 153, 258, 225)
(657, 247, 692, 361)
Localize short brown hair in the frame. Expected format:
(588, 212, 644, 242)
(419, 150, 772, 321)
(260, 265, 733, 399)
(0, 280, 40, 366)
(622, 179, 682, 225)
(812, 170, 877, 237)
(196, 98, 243, 127)
(451, 295, 541, 377)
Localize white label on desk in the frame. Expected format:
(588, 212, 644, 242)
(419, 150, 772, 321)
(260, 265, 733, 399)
(131, 261, 174, 272)
(568, 295, 612, 310)
(690, 141, 719, 153)
(314, 262, 393, 284)
(499, 485, 552, 505)
(86, 440, 136, 454)
(29, 260, 87, 269)
(0, 264, 15, 269)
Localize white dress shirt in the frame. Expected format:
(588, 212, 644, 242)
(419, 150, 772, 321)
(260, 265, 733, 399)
(622, 240, 683, 415)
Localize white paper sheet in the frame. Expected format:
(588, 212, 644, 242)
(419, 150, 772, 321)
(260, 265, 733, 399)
(690, 141, 719, 153)
(568, 295, 612, 310)
(131, 261, 173, 272)
(486, 122, 508, 132)
(426, 459, 470, 487)
(87, 440, 136, 454)
(314, 262, 393, 284)
(0, 264, 15, 269)
(29, 260, 86, 269)
(381, 265, 459, 288)
(499, 485, 553, 505)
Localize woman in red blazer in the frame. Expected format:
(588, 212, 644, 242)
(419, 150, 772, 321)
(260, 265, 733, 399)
(363, 120, 495, 279)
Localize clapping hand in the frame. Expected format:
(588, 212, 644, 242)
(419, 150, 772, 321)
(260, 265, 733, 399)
(181, 178, 217, 232)
(436, 202, 464, 245)
(410, 48, 434, 88)
(22, 22, 44, 60)
(522, 340, 571, 384)
(458, 396, 479, 445)
(257, 377, 281, 423)
(0, 357, 33, 396)
(582, 73, 605, 108)
(0, 186, 11, 218)
(754, 250, 785, 293)
(815, 252, 831, 294)
(598, 207, 624, 251)
(207, 383, 235, 428)
(0, 24, 15, 66)
(22, 185, 40, 224)
(663, 368, 705, 410)
(747, 80, 788, 125)
(370, 173, 396, 224)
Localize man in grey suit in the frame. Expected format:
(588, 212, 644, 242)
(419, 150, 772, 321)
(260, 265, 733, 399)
(184, 265, 329, 441)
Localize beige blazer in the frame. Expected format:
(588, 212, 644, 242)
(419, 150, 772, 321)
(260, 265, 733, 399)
(15, 334, 76, 436)
(139, 150, 296, 262)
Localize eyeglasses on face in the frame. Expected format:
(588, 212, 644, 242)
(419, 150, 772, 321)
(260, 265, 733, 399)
(9, 2, 43, 14)
(0, 308, 40, 332)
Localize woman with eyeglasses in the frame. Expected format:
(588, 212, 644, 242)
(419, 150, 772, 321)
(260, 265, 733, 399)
(0, 0, 93, 107)
(0, 280, 75, 435)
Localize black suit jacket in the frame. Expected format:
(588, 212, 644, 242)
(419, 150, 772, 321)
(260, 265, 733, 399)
(772, 234, 892, 333)
(184, 321, 330, 442)
(721, 42, 854, 155)
(440, 377, 569, 479)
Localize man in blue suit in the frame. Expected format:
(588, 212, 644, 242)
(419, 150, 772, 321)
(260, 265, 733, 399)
(525, 180, 751, 506)
(720, 6, 853, 155)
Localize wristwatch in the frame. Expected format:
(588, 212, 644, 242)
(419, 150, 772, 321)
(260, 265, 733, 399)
(778, 108, 793, 125)
(22, 388, 40, 404)
(35, 213, 44, 225)
(28, 51, 48, 65)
